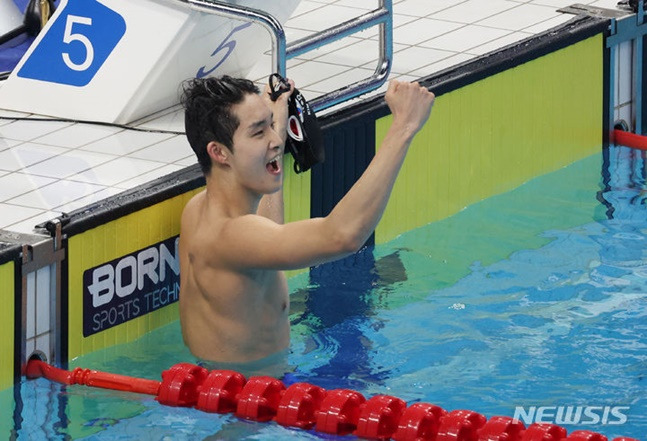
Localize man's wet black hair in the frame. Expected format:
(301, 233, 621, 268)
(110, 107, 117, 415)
(181, 75, 260, 175)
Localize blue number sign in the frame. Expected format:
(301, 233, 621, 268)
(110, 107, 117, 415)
(18, 0, 126, 87)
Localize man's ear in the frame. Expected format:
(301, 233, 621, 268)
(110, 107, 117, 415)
(207, 141, 231, 166)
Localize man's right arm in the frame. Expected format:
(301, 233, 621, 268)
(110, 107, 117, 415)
(218, 80, 435, 270)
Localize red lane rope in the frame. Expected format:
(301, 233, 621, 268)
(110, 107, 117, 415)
(25, 360, 640, 441)
(614, 129, 647, 151)
(26, 359, 161, 395)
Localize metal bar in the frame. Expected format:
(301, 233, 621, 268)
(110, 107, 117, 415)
(174, 0, 393, 112)
(286, 6, 390, 59)
(297, 0, 393, 112)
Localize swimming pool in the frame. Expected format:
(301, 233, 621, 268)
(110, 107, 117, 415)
(8, 144, 646, 440)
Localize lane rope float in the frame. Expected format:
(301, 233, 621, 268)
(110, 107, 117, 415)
(25, 360, 640, 441)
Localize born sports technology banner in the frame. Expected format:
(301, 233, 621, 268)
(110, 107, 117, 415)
(82, 236, 180, 337)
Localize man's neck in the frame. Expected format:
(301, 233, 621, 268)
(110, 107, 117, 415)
(204, 174, 262, 218)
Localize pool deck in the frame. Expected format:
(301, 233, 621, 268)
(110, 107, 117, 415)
(0, 0, 625, 234)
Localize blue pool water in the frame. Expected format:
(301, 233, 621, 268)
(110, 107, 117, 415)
(6, 145, 647, 440)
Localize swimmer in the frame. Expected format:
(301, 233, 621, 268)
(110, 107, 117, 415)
(179, 75, 434, 370)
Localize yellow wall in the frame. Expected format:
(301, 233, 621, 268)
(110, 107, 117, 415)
(283, 155, 312, 278)
(0, 261, 15, 390)
(0, 261, 15, 441)
(376, 35, 604, 243)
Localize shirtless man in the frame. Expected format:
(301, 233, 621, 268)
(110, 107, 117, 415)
(179, 75, 435, 368)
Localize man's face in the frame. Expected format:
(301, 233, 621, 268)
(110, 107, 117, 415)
(229, 93, 284, 194)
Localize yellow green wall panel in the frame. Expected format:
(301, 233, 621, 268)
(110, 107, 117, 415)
(0, 260, 15, 441)
(284, 155, 312, 225)
(283, 155, 312, 278)
(0, 261, 15, 390)
(376, 34, 604, 244)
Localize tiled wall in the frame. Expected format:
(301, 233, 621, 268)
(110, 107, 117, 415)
(614, 40, 635, 131)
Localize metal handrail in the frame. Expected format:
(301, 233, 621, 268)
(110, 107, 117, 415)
(182, 0, 392, 112)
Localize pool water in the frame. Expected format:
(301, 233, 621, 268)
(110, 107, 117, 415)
(7, 145, 647, 440)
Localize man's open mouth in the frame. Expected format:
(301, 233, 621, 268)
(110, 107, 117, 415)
(266, 156, 281, 174)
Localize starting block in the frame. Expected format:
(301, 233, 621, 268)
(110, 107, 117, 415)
(0, 0, 299, 124)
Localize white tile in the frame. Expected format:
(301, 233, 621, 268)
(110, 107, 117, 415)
(477, 4, 562, 31)
(0, 119, 73, 142)
(616, 105, 631, 131)
(393, 18, 464, 45)
(70, 157, 167, 186)
(3, 210, 58, 235)
(408, 53, 477, 78)
(394, 74, 422, 84)
(364, 14, 419, 39)
(131, 103, 182, 127)
(26, 271, 36, 339)
(8, 179, 107, 210)
(333, 0, 375, 10)
(306, 67, 376, 93)
(0, 136, 21, 151)
(420, 25, 511, 53)
(35, 333, 51, 362)
(23, 150, 115, 179)
(32, 123, 122, 149)
(0, 203, 44, 230)
(54, 187, 124, 214)
(396, 0, 470, 17)
(527, 0, 583, 7)
(25, 338, 35, 361)
(377, 45, 459, 75)
(128, 135, 193, 163)
(174, 156, 198, 167)
(617, 41, 633, 106)
(286, 5, 362, 32)
(432, 0, 519, 24)
(315, 40, 406, 68)
(250, 55, 306, 82)
(115, 164, 186, 189)
(521, 14, 574, 34)
(289, 0, 325, 18)
(0, 143, 68, 172)
(283, 26, 312, 43)
(589, 0, 625, 8)
(80, 128, 175, 155)
(0, 173, 56, 201)
(293, 35, 364, 62)
(36, 266, 51, 335)
(466, 31, 533, 56)
(287, 60, 350, 89)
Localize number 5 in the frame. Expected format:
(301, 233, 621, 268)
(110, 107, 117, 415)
(62, 15, 95, 72)
(197, 22, 252, 78)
